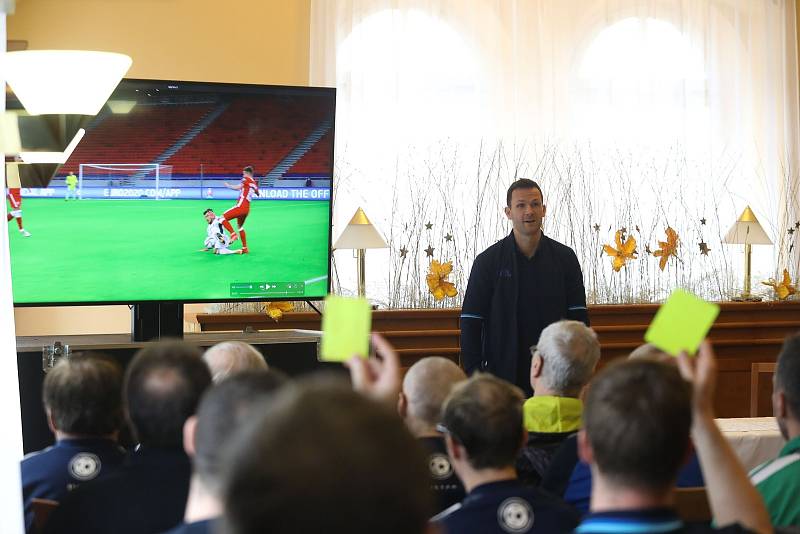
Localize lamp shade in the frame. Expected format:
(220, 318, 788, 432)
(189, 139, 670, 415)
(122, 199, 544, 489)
(723, 206, 773, 245)
(4, 50, 132, 115)
(333, 208, 388, 249)
(19, 128, 85, 164)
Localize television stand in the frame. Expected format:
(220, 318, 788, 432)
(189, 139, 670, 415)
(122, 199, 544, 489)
(131, 302, 184, 341)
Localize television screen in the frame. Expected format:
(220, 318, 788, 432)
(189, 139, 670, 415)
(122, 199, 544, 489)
(7, 79, 334, 305)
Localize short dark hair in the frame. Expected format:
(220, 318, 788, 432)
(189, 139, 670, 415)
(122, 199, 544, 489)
(776, 333, 800, 417)
(203, 208, 213, 216)
(194, 370, 287, 493)
(506, 178, 543, 206)
(440, 374, 525, 469)
(243, 166, 254, 175)
(124, 340, 212, 449)
(221, 379, 432, 534)
(583, 359, 692, 491)
(43, 353, 123, 436)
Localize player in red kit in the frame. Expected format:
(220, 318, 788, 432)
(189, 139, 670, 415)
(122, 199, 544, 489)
(221, 166, 259, 254)
(6, 163, 30, 237)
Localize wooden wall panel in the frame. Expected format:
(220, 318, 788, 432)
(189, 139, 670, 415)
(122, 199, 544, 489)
(197, 301, 800, 417)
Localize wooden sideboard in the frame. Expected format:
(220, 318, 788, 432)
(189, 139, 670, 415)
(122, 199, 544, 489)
(197, 301, 800, 418)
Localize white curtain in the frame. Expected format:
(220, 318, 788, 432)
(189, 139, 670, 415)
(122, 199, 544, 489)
(311, 0, 800, 306)
(1, 10, 26, 532)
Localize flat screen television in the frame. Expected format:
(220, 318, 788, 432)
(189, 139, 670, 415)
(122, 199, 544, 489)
(7, 79, 335, 306)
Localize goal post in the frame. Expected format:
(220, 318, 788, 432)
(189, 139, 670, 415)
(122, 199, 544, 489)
(78, 163, 173, 200)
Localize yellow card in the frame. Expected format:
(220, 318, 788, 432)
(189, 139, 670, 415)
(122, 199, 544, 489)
(320, 295, 371, 361)
(644, 289, 720, 356)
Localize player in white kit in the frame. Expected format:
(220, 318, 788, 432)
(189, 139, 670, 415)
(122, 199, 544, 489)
(201, 208, 243, 255)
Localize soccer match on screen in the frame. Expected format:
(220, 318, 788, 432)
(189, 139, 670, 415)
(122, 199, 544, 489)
(6, 80, 334, 304)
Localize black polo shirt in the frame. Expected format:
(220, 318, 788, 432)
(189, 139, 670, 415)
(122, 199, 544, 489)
(434, 479, 580, 534)
(514, 237, 546, 394)
(419, 436, 466, 514)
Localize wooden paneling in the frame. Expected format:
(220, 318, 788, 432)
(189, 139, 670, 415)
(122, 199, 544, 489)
(197, 301, 800, 417)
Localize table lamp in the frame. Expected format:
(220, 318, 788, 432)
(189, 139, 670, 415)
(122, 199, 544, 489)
(333, 208, 388, 297)
(723, 206, 773, 301)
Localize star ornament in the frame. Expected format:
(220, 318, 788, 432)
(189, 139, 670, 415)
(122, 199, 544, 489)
(264, 301, 294, 321)
(762, 269, 797, 300)
(425, 222, 433, 230)
(445, 233, 454, 242)
(426, 260, 458, 301)
(603, 230, 637, 272)
(399, 247, 408, 258)
(698, 242, 711, 256)
(425, 245, 435, 257)
(652, 227, 679, 271)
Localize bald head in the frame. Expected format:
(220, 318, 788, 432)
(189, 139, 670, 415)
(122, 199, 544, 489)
(401, 357, 466, 435)
(628, 343, 672, 363)
(203, 341, 267, 382)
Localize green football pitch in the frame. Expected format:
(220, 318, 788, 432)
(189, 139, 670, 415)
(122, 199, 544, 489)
(8, 199, 331, 304)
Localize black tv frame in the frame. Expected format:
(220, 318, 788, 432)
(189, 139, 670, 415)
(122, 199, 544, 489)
(10, 78, 336, 339)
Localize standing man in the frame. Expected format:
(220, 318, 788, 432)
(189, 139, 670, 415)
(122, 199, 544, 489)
(220, 165, 259, 254)
(64, 171, 78, 201)
(460, 179, 588, 396)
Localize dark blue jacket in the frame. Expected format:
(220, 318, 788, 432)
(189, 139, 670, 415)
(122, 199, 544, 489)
(43, 446, 191, 534)
(461, 232, 589, 391)
(21, 438, 125, 533)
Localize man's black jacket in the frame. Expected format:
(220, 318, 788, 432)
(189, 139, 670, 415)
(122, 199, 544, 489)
(460, 231, 589, 387)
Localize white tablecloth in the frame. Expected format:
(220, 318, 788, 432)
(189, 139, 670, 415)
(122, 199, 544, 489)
(716, 417, 785, 472)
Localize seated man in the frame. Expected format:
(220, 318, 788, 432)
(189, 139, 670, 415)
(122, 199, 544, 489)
(202, 341, 267, 383)
(220, 379, 434, 534)
(22, 354, 126, 533)
(44, 340, 212, 534)
(543, 342, 703, 512)
(433, 374, 580, 534)
(517, 320, 599, 485)
(398, 356, 467, 513)
(165, 369, 287, 534)
(577, 342, 770, 534)
(750, 332, 800, 527)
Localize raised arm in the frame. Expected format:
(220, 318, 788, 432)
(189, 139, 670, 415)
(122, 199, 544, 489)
(223, 181, 243, 190)
(677, 341, 772, 534)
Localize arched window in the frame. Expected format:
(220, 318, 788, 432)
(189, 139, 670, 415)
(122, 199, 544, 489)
(574, 17, 708, 148)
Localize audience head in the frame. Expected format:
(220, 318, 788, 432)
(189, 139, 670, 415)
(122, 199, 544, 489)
(628, 343, 671, 363)
(773, 333, 800, 439)
(203, 341, 267, 383)
(43, 353, 124, 438)
(506, 178, 543, 207)
(125, 340, 212, 449)
(221, 378, 432, 534)
(580, 359, 692, 494)
(441, 374, 525, 470)
(188, 369, 287, 495)
(399, 356, 466, 436)
(530, 320, 600, 397)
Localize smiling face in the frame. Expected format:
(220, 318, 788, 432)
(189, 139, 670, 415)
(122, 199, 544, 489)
(504, 187, 546, 239)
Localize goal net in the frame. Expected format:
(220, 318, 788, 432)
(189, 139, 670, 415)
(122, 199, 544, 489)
(78, 163, 174, 200)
